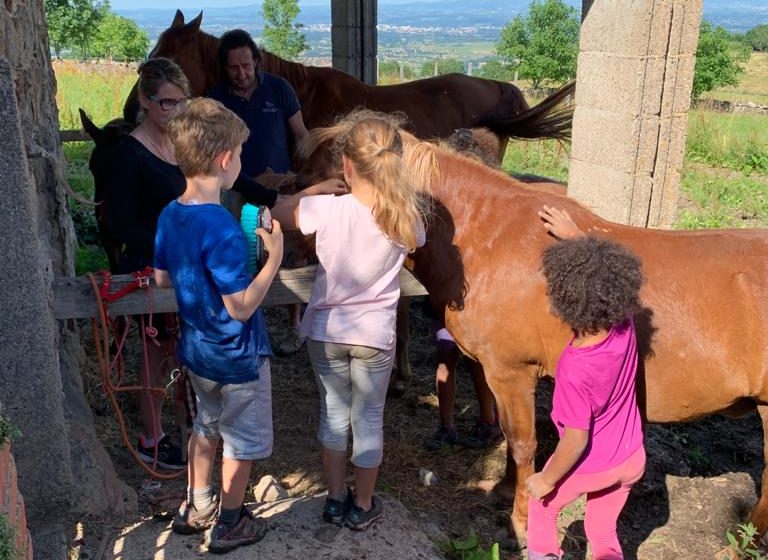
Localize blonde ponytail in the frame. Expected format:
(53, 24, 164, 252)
(341, 113, 425, 250)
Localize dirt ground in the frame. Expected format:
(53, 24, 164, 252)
(74, 299, 768, 560)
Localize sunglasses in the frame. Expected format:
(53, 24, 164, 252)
(149, 95, 187, 111)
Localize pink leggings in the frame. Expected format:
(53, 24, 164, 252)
(527, 446, 646, 560)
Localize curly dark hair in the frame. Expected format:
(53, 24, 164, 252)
(542, 236, 644, 334)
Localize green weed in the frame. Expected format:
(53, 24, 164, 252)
(0, 416, 20, 445)
(0, 514, 18, 560)
(723, 523, 768, 559)
(443, 531, 501, 560)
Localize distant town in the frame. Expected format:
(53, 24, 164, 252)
(116, 0, 768, 67)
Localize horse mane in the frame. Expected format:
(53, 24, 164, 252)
(260, 50, 309, 83)
(298, 112, 560, 198)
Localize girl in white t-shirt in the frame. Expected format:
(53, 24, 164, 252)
(273, 111, 425, 531)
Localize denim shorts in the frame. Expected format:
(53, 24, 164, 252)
(186, 357, 273, 460)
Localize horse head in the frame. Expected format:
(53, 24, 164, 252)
(124, 10, 215, 123)
(79, 110, 135, 271)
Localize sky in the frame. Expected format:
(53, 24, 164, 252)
(107, 0, 430, 9)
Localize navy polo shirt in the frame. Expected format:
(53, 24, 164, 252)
(209, 72, 301, 177)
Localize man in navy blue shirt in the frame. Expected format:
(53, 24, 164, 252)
(209, 29, 308, 177)
(209, 29, 310, 355)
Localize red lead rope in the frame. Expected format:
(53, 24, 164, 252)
(87, 268, 184, 481)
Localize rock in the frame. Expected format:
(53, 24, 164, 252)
(253, 475, 290, 502)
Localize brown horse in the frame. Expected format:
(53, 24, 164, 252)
(123, 10, 575, 161)
(297, 120, 768, 544)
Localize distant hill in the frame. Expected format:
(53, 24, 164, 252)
(116, 0, 768, 62)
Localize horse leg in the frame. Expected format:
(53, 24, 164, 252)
(389, 296, 411, 396)
(483, 363, 539, 543)
(749, 405, 768, 537)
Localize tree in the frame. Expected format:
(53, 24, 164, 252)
(91, 13, 149, 61)
(745, 24, 768, 52)
(495, 0, 579, 89)
(419, 57, 464, 77)
(378, 60, 415, 82)
(261, 0, 308, 60)
(692, 21, 750, 99)
(44, 0, 107, 59)
(478, 59, 515, 82)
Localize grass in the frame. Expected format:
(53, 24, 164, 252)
(675, 166, 768, 229)
(701, 51, 768, 106)
(54, 59, 136, 129)
(686, 110, 768, 175)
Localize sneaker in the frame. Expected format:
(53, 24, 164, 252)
(275, 327, 305, 356)
(423, 424, 459, 451)
(206, 507, 267, 554)
(346, 495, 383, 531)
(322, 487, 353, 524)
(137, 435, 187, 470)
(459, 421, 503, 449)
(171, 494, 219, 535)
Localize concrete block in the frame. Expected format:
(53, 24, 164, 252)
(575, 52, 645, 114)
(671, 55, 697, 113)
(679, 1, 705, 54)
(568, 158, 634, 224)
(639, 56, 668, 116)
(635, 115, 661, 175)
(658, 168, 681, 228)
(647, 1, 674, 57)
(571, 108, 640, 174)
(629, 175, 655, 226)
(579, 1, 653, 56)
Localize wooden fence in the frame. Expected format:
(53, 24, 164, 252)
(53, 266, 428, 320)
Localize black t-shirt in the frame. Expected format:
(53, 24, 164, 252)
(107, 135, 278, 273)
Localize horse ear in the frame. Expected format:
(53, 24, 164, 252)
(171, 9, 185, 28)
(187, 12, 203, 32)
(79, 109, 104, 145)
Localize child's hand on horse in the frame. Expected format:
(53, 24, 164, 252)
(539, 205, 584, 240)
(306, 178, 349, 196)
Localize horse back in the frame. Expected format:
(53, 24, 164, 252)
(425, 157, 768, 420)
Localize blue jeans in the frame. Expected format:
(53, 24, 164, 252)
(307, 340, 394, 468)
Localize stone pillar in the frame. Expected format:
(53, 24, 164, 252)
(0, 54, 74, 558)
(332, 0, 377, 84)
(568, 0, 703, 227)
(1, 2, 135, 558)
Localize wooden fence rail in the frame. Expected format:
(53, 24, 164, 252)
(53, 266, 428, 320)
(60, 129, 91, 142)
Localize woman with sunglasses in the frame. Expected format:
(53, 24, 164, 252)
(107, 57, 283, 471)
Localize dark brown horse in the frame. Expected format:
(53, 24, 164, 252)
(297, 120, 768, 545)
(123, 10, 574, 161)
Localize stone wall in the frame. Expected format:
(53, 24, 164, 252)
(0, 1, 134, 558)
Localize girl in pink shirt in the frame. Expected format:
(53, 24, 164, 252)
(527, 207, 646, 560)
(273, 112, 425, 531)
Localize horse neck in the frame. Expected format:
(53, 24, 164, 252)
(197, 32, 221, 94)
(260, 51, 308, 90)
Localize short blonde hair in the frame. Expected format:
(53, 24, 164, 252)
(167, 98, 249, 178)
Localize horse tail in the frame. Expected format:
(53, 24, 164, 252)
(480, 81, 575, 142)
